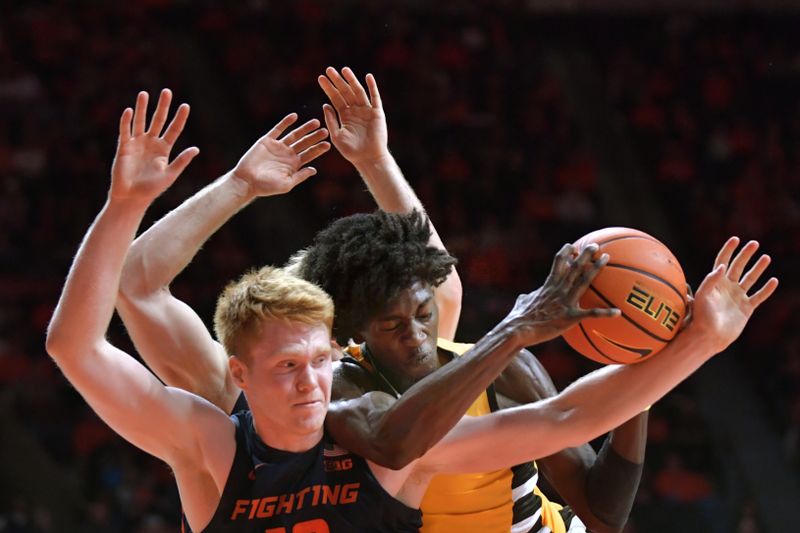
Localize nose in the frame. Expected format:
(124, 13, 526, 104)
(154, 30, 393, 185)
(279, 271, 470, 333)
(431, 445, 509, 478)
(402, 319, 427, 348)
(296, 363, 318, 393)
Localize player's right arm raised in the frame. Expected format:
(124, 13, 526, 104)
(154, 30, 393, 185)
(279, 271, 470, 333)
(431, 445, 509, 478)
(318, 67, 463, 339)
(117, 113, 330, 412)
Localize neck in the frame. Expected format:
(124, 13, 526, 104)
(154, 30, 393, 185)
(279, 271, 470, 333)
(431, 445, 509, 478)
(363, 344, 445, 395)
(251, 411, 324, 453)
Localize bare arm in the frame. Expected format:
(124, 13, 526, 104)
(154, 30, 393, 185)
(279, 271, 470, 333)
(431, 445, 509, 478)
(325, 244, 618, 469)
(405, 237, 777, 505)
(117, 114, 330, 412)
(45, 91, 222, 466)
(319, 67, 462, 339)
(495, 350, 646, 533)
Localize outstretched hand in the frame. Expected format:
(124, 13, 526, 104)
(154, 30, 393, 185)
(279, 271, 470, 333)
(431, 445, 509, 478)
(318, 66, 388, 165)
(505, 243, 620, 347)
(689, 237, 778, 353)
(232, 114, 330, 197)
(110, 89, 199, 203)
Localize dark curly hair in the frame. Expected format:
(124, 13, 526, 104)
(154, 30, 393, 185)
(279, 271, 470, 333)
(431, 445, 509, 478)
(298, 210, 457, 342)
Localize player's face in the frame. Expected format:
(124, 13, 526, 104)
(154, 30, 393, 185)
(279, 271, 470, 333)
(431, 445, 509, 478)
(238, 319, 333, 451)
(359, 281, 440, 386)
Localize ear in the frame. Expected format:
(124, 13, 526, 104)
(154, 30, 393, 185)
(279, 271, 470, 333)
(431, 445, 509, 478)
(229, 355, 248, 389)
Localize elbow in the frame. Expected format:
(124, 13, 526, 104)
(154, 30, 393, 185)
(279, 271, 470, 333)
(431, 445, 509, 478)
(117, 259, 164, 303)
(44, 323, 80, 362)
(370, 439, 419, 470)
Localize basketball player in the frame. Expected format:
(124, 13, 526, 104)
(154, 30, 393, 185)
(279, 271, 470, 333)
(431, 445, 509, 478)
(118, 69, 647, 532)
(47, 90, 778, 533)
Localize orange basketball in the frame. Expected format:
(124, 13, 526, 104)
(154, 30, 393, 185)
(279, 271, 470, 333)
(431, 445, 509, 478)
(561, 227, 687, 364)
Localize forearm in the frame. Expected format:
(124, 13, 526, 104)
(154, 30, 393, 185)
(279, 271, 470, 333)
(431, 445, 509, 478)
(582, 414, 646, 531)
(120, 172, 253, 296)
(48, 199, 148, 359)
(372, 322, 527, 465)
(584, 413, 647, 530)
(354, 152, 461, 338)
(554, 328, 714, 450)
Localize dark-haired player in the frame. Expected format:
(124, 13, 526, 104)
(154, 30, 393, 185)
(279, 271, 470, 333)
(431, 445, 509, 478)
(47, 89, 777, 533)
(118, 68, 638, 532)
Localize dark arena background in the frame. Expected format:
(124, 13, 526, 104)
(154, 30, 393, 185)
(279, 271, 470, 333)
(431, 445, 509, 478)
(2, 1, 800, 531)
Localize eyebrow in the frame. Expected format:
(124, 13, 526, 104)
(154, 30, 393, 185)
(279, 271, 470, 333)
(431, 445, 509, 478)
(378, 295, 434, 321)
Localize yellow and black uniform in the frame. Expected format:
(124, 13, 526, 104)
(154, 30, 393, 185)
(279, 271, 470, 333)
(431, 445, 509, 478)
(181, 411, 422, 532)
(343, 339, 587, 533)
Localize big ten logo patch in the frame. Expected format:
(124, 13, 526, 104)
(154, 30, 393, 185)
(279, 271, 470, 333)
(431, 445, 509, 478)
(324, 458, 353, 472)
(625, 284, 681, 332)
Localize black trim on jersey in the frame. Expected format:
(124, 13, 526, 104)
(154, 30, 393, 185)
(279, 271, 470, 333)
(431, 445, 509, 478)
(512, 492, 541, 528)
(231, 391, 250, 414)
(511, 461, 537, 489)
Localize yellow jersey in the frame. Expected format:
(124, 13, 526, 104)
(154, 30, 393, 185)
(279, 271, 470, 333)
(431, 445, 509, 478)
(344, 339, 586, 533)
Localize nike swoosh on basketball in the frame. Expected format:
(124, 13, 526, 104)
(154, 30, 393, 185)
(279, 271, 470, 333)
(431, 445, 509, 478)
(595, 332, 652, 358)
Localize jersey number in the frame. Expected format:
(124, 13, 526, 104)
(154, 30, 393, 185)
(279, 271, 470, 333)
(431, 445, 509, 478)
(266, 518, 329, 533)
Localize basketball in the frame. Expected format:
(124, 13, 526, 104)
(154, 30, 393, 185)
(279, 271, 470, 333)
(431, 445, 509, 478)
(561, 227, 688, 364)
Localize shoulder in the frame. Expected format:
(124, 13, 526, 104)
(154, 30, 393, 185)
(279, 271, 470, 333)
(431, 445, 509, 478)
(332, 359, 377, 401)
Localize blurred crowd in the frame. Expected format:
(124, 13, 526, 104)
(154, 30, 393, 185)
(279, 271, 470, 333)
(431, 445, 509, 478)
(1, 2, 796, 532)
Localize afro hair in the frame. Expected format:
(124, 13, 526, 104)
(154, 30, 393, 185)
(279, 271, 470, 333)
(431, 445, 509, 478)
(298, 210, 457, 342)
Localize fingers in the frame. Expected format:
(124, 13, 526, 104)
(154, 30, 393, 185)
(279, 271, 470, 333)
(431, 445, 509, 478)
(266, 113, 299, 140)
(118, 107, 133, 144)
(365, 73, 382, 109)
(161, 103, 191, 147)
(748, 277, 779, 309)
(740, 254, 771, 292)
(147, 88, 173, 137)
(133, 91, 149, 136)
(697, 264, 726, 295)
(341, 67, 370, 106)
(564, 243, 599, 288)
(298, 142, 331, 166)
(581, 307, 621, 319)
(727, 240, 759, 282)
(281, 119, 321, 146)
(325, 66, 359, 106)
(550, 243, 574, 279)
(322, 103, 340, 133)
(318, 75, 348, 110)
(290, 166, 318, 187)
(291, 128, 329, 155)
(166, 146, 200, 179)
(714, 236, 740, 270)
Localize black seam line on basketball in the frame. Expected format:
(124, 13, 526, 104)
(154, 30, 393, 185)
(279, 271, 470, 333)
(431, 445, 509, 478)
(604, 263, 687, 306)
(579, 322, 626, 364)
(589, 286, 672, 344)
(595, 234, 662, 247)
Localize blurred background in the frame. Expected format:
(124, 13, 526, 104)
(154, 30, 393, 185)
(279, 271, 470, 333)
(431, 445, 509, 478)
(1, 0, 800, 531)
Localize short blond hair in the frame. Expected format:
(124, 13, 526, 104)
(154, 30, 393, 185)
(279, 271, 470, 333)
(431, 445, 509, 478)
(213, 266, 334, 358)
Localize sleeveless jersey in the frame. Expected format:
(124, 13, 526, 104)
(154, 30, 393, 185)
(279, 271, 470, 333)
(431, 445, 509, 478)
(342, 338, 586, 533)
(182, 411, 422, 533)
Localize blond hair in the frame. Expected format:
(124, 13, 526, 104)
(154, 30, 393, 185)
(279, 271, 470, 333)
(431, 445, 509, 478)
(213, 266, 334, 358)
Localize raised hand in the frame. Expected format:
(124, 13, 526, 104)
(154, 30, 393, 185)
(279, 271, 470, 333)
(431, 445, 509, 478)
(318, 66, 388, 165)
(505, 243, 620, 347)
(111, 89, 199, 203)
(231, 114, 330, 197)
(689, 237, 778, 353)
